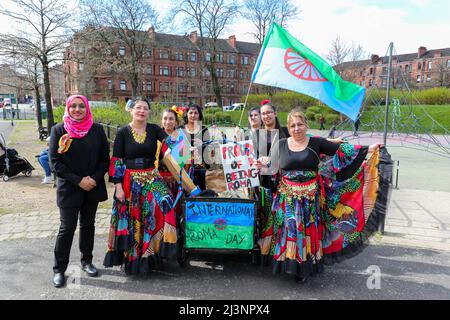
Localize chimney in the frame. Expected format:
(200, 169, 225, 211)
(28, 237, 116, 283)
(148, 26, 155, 40)
(371, 54, 379, 63)
(227, 35, 237, 48)
(418, 46, 427, 58)
(189, 31, 198, 44)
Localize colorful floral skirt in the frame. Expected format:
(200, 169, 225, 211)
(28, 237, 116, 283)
(103, 168, 176, 275)
(258, 173, 326, 279)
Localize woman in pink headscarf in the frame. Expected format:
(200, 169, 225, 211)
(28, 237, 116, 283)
(48, 95, 110, 288)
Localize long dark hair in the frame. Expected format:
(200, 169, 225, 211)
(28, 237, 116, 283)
(182, 104, 203, 124)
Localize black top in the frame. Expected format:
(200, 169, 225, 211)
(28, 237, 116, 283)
(112, 123, 167, 182)
(113, 123, 167, 162)
(49, 123, 110, 208)
(272, 137, 339, 171)
(270, 137, 368, 181)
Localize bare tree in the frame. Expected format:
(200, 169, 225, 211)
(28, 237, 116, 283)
(326, 36, 350, 74)
(79, 0, 159, 99)
(0, 0, 73, 132)
(171, 0, 238, 108)
(241, 0, 299, 45)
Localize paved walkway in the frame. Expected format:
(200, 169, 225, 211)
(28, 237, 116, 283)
(1, 189, 449, 253)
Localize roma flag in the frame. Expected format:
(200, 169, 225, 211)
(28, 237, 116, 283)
(251, 23, 365, 121)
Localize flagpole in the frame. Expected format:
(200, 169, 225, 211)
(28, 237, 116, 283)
(238, 81, 254, 127)
(383, 42, 393, 146)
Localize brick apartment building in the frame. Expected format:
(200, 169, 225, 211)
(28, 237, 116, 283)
(64, 27, 261, 107)
(338, 46, 450, 89)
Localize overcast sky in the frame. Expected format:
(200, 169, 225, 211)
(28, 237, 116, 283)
(157, 0, 450, 60)
(1, 0, 449, 62)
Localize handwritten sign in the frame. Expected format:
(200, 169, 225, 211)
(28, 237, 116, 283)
(219, 140, 259, 191)
(185, 200, 255, 250)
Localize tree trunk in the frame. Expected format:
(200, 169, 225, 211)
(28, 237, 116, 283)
(34, 86, 42, 130)
(42, 58, 54, 130)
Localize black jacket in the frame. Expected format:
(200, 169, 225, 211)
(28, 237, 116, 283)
(49, 123, 109, 208)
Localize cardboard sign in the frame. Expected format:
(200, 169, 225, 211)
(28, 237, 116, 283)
(219, 140, 259, 191)
(185, 200, 255, 250)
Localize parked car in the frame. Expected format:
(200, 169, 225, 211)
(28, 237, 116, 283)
(222, 105, 232, 111)
(204, 102, 218, 108)
(0, 101, 4, 108)
(224, 103, 245, 112)
(3, 98, 11, 107)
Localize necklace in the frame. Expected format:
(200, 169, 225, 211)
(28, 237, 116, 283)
(131, 126, 146, 144)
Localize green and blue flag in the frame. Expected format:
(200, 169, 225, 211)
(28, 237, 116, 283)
(251, 23, 365, 121)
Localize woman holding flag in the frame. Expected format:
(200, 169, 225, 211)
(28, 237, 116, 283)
(257, 109, 383, 282)
(103, 98, 177, 275)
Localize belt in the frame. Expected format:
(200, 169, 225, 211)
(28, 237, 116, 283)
(125, 158, 153, 169)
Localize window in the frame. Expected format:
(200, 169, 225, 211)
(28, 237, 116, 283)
(227, 69, 236, 78)
(177, 84, 188, 92)
(160, 82, 170, 91)
(120, 80, 126, 90)
(228, 55, 236, 64)
(146, 81, 152, 91)
(107, 80, 113, 90)
(79, 63, 84, 71)
(447, 60, 450, 68)
(146, 66, 152, 75)
(190, 52, 197, 62)
(216, 68, 224, 78)
(176, 67, 185, 77)
(216, 53, 223, 63)
(239, 71, 244, 79)
(369, 68, 373, 75)
(428, 61, 432, 70)
(189, 68, 196, 77)
(418, 62, 421, 70)
(119, 46, 126, 56)
(407, 64, 412, 72)
(205, 52, 211, 62)
(241, 56, 249, 65)
(175, 52, 184, 61)
(382, 67, 387, 74)
(146, 48, 152, 57)
(159, 66, 169, 76)
(159, 50, 169, 59)
(203, 68, 210, 77)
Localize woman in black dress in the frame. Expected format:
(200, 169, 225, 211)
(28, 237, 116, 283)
(257, 108, 383, 282)
(179, 104, 210, 191)
(49, 95, 110, 288)
(104, 98, 176, 275)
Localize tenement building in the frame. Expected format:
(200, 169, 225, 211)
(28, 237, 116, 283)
(64, 27, 261, 107)
(337, 46, 450, 89)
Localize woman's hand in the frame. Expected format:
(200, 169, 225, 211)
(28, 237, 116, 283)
(327, 137, 345, 144)
(256, 157, 270, 170)
(79, 176, 96, 191)
(114, 183, 126, 203)
(368, 143, 384, 153)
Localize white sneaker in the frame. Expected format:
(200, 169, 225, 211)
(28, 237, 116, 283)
(42, 176, 54, 184)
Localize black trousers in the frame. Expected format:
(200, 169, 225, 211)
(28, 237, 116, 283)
(53, 201, 99, 273)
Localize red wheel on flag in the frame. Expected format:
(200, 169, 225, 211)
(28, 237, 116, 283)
(284, 48, 327, 82)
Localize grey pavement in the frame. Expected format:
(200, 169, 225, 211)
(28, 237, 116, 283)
(0, 235, 449, 300)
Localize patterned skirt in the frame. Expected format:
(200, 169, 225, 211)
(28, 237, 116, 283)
(258, 173, 326, 279)
(103, 168, 176, 275)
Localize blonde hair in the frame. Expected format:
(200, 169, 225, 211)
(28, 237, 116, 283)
(287, 108, 308, 127)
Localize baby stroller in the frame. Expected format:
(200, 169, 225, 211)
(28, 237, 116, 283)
(0, 134, 34, 182)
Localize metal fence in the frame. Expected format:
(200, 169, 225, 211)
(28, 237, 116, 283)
(98, 122, 121, 144)
(1, 108, 41, 120)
